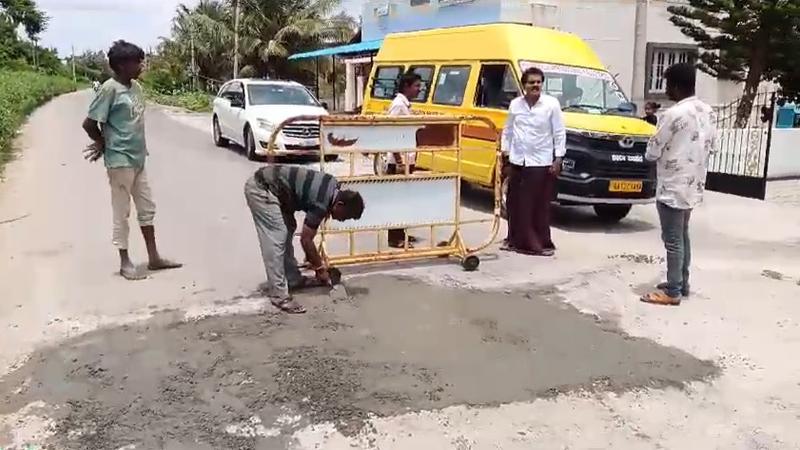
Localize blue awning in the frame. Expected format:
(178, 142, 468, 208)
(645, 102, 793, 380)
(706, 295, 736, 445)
(288, 40, 382, 60)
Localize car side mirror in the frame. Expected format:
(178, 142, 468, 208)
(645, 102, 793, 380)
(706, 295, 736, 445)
(321, 101, 329, 111)
(618, 101, 637, 115)
(230, 96, 244, 108)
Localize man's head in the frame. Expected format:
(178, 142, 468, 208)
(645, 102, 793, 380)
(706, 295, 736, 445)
(108, 40, 145, 81)
(664, 63, 695, 102)
(398, 71, 422, 100)
(521, 67, 545, 99)
(330, 190, 364, 222)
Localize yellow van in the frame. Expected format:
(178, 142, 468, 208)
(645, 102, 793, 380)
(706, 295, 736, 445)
(363, 23, 657, 222)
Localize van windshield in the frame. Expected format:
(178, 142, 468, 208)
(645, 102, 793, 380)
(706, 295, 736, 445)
(520, 61, 630, 114)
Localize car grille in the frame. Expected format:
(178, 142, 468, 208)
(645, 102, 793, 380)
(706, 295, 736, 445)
(282, 122, 320, 139)
(568, 134, 648, 153)
(594, 161, 653, 179)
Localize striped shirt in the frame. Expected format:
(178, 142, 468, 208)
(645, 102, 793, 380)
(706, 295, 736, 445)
(255, 166, 338, 229)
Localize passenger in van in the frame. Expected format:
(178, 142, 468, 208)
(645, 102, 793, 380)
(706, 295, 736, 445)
(501, 67, 566, 257)
(386, 70, 422, 248)
(643, 101, 661, 126)
(560, 86, 584, 108)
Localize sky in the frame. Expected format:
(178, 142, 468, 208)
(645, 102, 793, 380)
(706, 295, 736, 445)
(37, 0, 363, 57)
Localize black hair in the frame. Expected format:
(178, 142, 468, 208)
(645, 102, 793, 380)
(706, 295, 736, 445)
(521, 67, 545, 85)
(664, 63, 696, 95)
(336, 190, 364, 219)
(107, 40, 145, 72)
(645, 101, 661, 111)
(398, 70, 422, 94)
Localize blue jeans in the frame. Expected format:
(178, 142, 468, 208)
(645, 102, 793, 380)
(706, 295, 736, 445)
(657, 202, 692, 297)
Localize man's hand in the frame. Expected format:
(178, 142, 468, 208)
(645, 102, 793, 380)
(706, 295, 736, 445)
(550, 157, 563, 176)
(501, 155, 511, 180)
(82, 141, 104, 163)
(315, 267, 331, 285)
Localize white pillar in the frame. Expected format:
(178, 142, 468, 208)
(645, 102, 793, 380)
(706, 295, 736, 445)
(357, 74, 365, 108)
(631, 0, 648, 106)
(345, 61, 356, 112)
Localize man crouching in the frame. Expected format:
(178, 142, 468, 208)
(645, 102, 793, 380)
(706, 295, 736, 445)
(245, 165, 364, 314)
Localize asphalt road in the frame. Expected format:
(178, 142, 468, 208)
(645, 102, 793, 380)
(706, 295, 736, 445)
(1, 91, 800, 449)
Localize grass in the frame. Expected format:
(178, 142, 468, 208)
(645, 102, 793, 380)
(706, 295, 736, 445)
(145, 89, 213, 113)
(0, 70, 78, 173)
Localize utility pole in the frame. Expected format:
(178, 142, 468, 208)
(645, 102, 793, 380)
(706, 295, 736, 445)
(631, 0, 648, 107)
(71, 45, 77, 84)
(233, 0, 241, 79)
(190, 34, 198, 91)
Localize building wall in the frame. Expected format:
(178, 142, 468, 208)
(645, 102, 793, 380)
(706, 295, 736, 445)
(767, 129, 800, 179)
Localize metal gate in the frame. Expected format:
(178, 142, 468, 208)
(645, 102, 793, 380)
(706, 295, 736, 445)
(707, 91, 776, 200)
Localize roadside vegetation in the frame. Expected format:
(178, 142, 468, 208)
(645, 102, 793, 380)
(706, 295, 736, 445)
(1, 0, 79, 173)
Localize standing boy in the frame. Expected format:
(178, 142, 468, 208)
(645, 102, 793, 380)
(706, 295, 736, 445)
(82, 40, 181, 280)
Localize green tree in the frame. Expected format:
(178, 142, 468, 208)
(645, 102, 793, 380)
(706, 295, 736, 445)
(669, 0, 800, 126)
(0, 0, 48, 38)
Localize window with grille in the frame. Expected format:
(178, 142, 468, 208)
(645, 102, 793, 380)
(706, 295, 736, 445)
(646, 44, 697, 96)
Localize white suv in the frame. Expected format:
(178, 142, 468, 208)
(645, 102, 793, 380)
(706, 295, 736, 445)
(212, 79, 328, 160)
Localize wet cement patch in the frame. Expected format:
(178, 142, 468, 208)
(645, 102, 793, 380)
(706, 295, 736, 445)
(0, 275, 718, 449)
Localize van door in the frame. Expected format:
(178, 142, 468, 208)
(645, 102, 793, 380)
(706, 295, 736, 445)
(429, 64, 474, 176)
(469, 62, 521, 186)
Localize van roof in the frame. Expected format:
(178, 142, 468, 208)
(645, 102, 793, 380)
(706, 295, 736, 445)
(375, 23, 605, 70)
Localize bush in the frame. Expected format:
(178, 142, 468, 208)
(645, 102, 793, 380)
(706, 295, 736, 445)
(0, 70, 76, 172)
(145, 89, 212, 113)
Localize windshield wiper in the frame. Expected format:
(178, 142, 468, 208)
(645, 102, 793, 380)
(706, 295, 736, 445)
(561, 104, 606, 112)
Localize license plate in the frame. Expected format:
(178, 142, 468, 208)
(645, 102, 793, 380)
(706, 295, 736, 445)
(609, 180, 643, 193)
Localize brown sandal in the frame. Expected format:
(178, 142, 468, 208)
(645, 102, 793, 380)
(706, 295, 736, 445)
(640, 291, 681, 306)
(271, 297, 307, 314)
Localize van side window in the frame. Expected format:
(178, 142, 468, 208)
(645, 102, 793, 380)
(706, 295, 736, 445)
(475, 64, 520, 110)
(408, 66, 434, 102)
(372, 66, 403, 99)
(432, 66, 471, 106)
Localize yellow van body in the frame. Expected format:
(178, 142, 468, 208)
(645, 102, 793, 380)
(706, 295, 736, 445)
(363, 23, 657, 215)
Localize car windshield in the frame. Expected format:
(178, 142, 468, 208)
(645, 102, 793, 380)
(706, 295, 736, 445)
(520, 61, 630, 114)
(247, 84, 319, 106)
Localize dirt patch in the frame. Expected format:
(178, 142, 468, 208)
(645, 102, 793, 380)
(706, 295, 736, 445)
(0, 275, 718, 449)
(609, 253, 665, 264)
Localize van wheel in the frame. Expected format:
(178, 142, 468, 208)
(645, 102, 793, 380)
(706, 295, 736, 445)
(373, 153, 388, 176)
(593, 204, 632, 223)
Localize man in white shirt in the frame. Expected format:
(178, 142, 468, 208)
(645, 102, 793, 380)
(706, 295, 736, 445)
(641, 63, 716, 306)
(501, 67, 566, 256)
(385, 71, 422, 248)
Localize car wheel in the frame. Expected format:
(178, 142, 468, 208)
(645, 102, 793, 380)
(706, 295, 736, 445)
(593, 204, 632, 223)
(212, 116, 228, 147)
(244, 126, 257, 161)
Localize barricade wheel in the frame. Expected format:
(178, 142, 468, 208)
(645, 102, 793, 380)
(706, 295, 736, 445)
(462, 255, 480, 272)
(328, 267, 342, 286)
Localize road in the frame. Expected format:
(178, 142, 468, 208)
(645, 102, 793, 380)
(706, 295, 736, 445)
(1, 91, 800, 449)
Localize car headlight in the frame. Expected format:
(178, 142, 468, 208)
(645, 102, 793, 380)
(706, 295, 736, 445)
(256, 118, 274, 132)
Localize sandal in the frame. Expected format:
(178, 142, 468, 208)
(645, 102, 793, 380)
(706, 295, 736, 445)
(657, 282, 690, 297)
(640, 291, 681, 306)
(271, 297, 307, 314)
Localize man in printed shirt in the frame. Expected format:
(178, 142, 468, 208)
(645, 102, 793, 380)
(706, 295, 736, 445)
(501, 67, 567, 256)
(640, 63, 716, 306)
(385, 70, 422, 248)
(245, 166, 364, 314)
(82, 40, 181, 280)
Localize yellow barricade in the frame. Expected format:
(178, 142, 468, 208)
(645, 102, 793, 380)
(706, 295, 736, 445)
(267, 114, 501, 272)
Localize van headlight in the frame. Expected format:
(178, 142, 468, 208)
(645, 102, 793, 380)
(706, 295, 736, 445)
(256, 119, 274, 131)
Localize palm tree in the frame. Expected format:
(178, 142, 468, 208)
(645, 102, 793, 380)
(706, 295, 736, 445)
(237, 0, 357, 77)
(169, 0, 234, 83)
